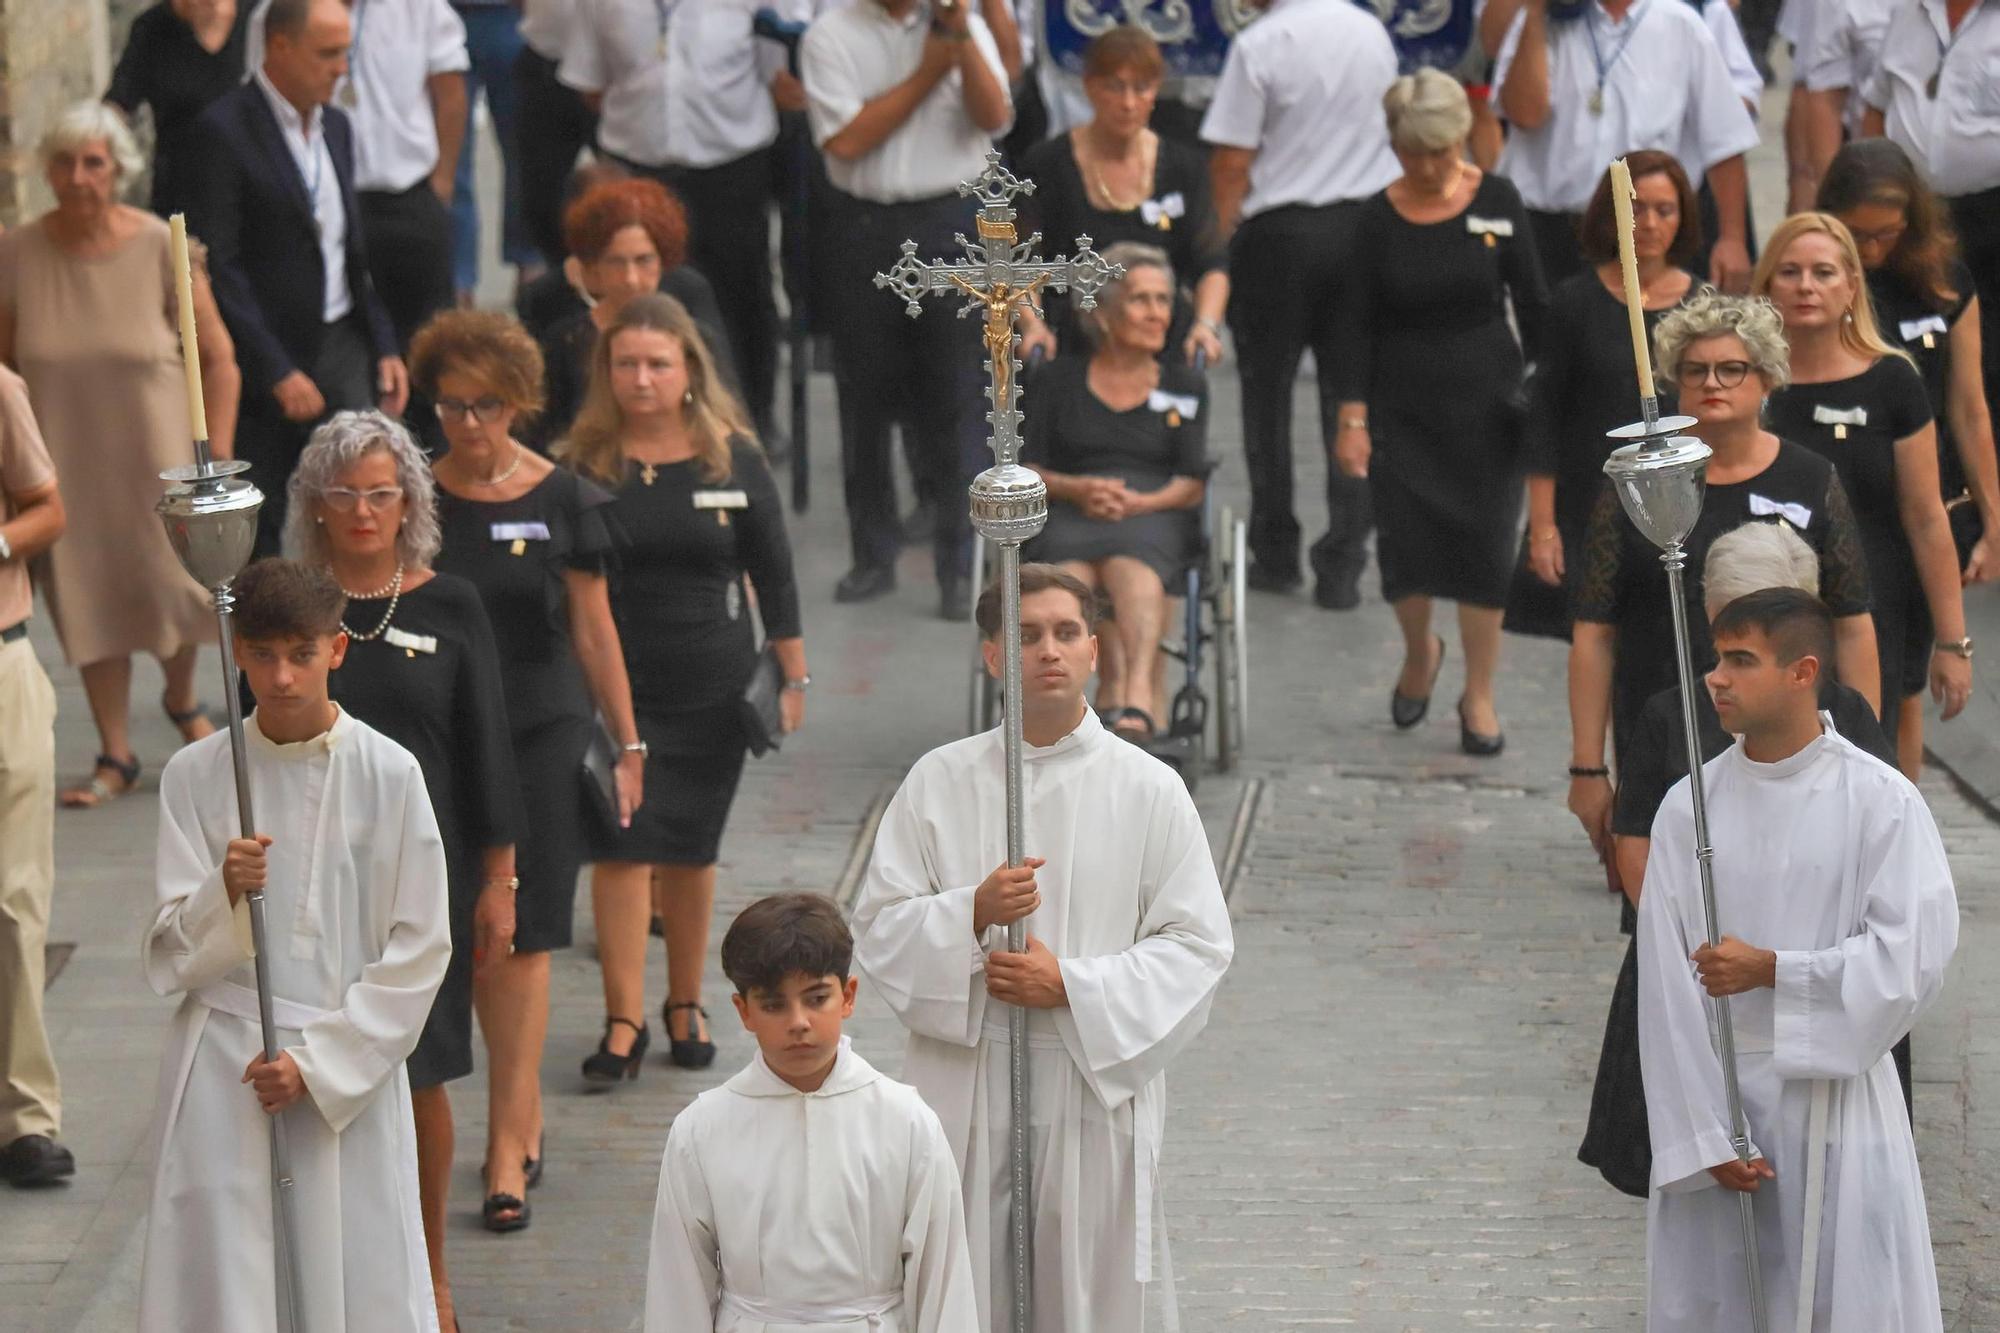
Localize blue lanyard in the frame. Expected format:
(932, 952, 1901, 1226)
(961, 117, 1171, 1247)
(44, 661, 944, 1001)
(1583, 1, 1649, 105)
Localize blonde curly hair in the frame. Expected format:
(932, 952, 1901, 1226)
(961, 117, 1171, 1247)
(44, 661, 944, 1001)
(1652, 286, 1792, 392)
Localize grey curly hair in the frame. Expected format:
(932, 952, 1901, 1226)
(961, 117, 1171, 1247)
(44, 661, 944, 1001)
(1652, 286, 1792, 392)
(1083, 241, 1175, 348)
(283, 411, 443, 568)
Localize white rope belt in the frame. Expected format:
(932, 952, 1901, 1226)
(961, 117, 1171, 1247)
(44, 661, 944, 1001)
(194, 980, 330, 1033)
(717, 1289, 901, 1327)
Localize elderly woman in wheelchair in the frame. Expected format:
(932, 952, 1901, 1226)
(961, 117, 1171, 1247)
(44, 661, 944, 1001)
(1023, 242, 1208, 742)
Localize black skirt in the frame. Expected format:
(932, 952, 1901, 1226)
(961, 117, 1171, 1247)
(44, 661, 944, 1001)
(1577, 933, 1651, 1198)
(590, 704, 750, 866)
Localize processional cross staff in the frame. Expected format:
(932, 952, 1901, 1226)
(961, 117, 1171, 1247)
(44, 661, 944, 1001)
(155, 215, 307, 1333)
(875, 150, 1122, 1333)
(1599, 159, 1769, 1333)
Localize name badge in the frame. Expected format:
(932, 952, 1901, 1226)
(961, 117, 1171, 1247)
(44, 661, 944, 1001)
(1812, 404, 1868, 427)
(383, 627, 437, 655)
(692, 491, 749, 510)
(490, 521, 551, 542)
(1147, 390, 1200, 422)
(1467, 216, 1515, 237)
(1899, 315, 1948, 341)
(1138, 193, 1186, 229)
(1748, 493, 1814, 530)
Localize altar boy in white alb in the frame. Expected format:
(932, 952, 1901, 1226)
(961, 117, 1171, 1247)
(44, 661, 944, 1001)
(853, 564, 1235, 1331)
(138, 559, 450, 1333)
(644, 892, 978, 1331)
(1640, 588, 1957, 1333)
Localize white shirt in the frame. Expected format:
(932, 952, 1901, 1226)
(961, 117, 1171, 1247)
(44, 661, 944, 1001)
(1198, 0, 1400, 218)
(519, 0, 578, 60)
(1801, 0, 1900, 133)
(1495, 0, 1760, 212)
(1704, 0, 1766, 110)
(252, 68, 354, 323)
(1639, 727, 1956, 1331)
(248, 0, 470, 193)
(1866, 0, 2000, 197)
(560, 0, 788, 170)
(802, 1, 1012, 202)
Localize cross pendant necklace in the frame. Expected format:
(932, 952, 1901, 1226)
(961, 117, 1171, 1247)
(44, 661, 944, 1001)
(640, 462, 657, 486)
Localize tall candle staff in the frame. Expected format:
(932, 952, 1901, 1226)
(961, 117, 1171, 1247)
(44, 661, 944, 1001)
(1598, 159, 1769, 1333)
(155, 214, 306, 1333)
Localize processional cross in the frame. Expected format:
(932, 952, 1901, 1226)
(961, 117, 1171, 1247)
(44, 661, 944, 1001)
(874, 151, 1121, 1333)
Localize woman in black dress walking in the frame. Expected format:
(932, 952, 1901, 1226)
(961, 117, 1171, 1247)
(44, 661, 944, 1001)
(285, 411, 520, 1331)
(1334, 69, 1546, 755)
(1511, 152, 1700, 639)
(1015, 26, 1228, 367)
(412, 310, 645, 1234)
(1753, 212, 1973, 776)
(104, 0, 250, 218)
(565, 294, 807, 1078)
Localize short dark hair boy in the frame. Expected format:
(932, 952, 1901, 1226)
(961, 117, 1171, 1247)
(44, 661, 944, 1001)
(974, 563, 1097, 640)
(720, 892, 853, 998)
(232, 558, 347, 643)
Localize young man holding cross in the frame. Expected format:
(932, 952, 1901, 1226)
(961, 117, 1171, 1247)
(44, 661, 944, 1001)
(853, 563, 1234, 1330)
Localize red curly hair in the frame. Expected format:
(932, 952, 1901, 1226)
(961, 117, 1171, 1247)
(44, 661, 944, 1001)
(562, 178, 690, 270)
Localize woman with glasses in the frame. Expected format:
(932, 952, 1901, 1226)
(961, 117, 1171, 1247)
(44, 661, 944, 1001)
(1754, 213, 1972, 777)
(411, 309, 645, 1236)
(284, 411, 520, 1332)
(1015, 26, 1228, 366)
(1565, 289, 1879, 861)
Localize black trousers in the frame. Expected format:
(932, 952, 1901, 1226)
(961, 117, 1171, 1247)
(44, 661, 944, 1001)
(357, 184, 455, 349)
(826, 189, 984, 583)
(1527, 207, 1585, 290)
(242, 316, 376, 556)
(649, 150, 780, 429)
(1949, 185, 2000, 407)
(1228, 201, 1372, 586)
(515, 44, 599, 265)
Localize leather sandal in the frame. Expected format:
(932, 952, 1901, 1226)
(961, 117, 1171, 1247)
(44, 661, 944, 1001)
(60, 754, 140, 809)
(162, 695, 216, 743)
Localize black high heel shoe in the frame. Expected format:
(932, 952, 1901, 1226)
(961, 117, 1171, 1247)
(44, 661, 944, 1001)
(581, 1017, 649, 1083)
(1391, 636, 1446, 730)
(1457, 697, 1505, 757)
(663, 1001, 717, 1069)
(523, 1130, 545, 1190)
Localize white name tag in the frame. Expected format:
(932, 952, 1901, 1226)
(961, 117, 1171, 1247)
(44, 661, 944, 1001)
(383, 627, 437, 655)
(1467, 215, 1515, 237)
(1899, 315, 1948, 340)
(1812, 404, 1869, 427)
(693, 490, 749, 510)
(1147, 390, 1200, 420)
(1748, 493, 1814, 530)
(1138, 192, 1187, 226)
(490, 521, 550, 541)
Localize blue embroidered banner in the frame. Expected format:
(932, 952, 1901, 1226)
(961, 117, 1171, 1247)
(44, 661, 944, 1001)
(1043, 0, 1477, 78)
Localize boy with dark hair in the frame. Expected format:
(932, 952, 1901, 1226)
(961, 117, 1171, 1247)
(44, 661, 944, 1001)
(1639, 585, 1958, 1330)
(644, 892, 977, 1332)
(138, 558, 451, 1331)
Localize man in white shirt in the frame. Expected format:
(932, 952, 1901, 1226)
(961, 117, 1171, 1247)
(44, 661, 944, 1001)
(563, 0, 802, 447)
(249, 0, 469, 349)
(801, 0, 1011, 619)
(1200, 0, 1400, 608)
(1865, 0, 2000, 403)
(1795, 0, 1900, 205)
(1488, 0, 1759, 291)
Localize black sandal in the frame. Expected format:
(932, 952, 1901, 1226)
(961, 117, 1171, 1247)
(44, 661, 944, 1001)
(663, 1001, 716, 1069)
(162, 696, 216, 743)
(59, 754, 140, 809)
(581, 1017, 649, 1084)
(1108, 707, 1156, 741)
(480, 1189, 530, 1233)
(523, 1130, 544, 1190)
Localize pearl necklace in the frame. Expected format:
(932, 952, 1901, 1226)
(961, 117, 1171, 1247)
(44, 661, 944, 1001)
(339, 563, 405, 641)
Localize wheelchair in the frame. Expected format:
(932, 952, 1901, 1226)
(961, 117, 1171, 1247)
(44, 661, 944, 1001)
(965, 487, 1249, 792)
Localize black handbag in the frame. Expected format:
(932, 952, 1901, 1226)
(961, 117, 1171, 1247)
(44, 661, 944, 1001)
(579, 714, 621, 831)
(739, 643, 785, 757)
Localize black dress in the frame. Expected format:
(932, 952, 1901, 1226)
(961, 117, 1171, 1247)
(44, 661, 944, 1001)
(1506, 270, 1695, 639)
(434, 467, 616, 951)
(1022, 356, 1208, 585)
(1017, 134, 1226, 353)
(1579, 680, 1906, 1197)
(1335, 174, 1547, 607)
(526, 267, 738, 453)
(330, 575, 521, 1088)
(1766, 357, 1934, 703)
(105, 2, 253, 219)
(1570, 440, 1874, 768)
(592, 439, 800, 865)
(1869, 261, 1983, 576)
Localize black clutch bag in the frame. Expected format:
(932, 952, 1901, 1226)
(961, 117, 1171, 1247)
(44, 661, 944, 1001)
(739, 644, 785, 757)
(579, 715, 620, 830)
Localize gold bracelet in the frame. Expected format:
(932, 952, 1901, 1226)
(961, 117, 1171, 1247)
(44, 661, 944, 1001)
(1530, 530, 1561, 545)
(1340, 417, 1367, 432)
(485, 876, 520, 892)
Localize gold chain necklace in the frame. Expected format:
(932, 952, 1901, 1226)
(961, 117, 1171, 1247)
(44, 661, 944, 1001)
(1087, 133, 1153, 213)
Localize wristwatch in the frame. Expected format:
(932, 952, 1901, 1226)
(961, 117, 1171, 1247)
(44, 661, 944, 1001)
(784, 675, 812, 693)
(1936, 636, 1975, 659)
(621, 739, 650, 757)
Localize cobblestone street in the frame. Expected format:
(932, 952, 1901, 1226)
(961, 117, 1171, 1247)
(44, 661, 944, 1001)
(5, 357, 1996, 1331)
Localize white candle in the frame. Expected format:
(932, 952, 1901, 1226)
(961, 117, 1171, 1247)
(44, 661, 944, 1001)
(1606, 158, 1657, 402)
(167, 213, 209, 443)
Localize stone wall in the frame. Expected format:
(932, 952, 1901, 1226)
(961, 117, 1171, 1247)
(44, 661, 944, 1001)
(0, 0, 111, 225)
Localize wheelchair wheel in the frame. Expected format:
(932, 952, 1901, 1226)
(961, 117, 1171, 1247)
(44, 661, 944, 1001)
(1214, 507, 1249, 771)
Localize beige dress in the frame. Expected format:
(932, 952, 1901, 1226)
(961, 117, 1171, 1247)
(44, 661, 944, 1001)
(0, 214, 212, 665)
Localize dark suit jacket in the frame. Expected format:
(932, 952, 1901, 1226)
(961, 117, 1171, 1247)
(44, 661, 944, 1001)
(185, 80, 397, 401)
